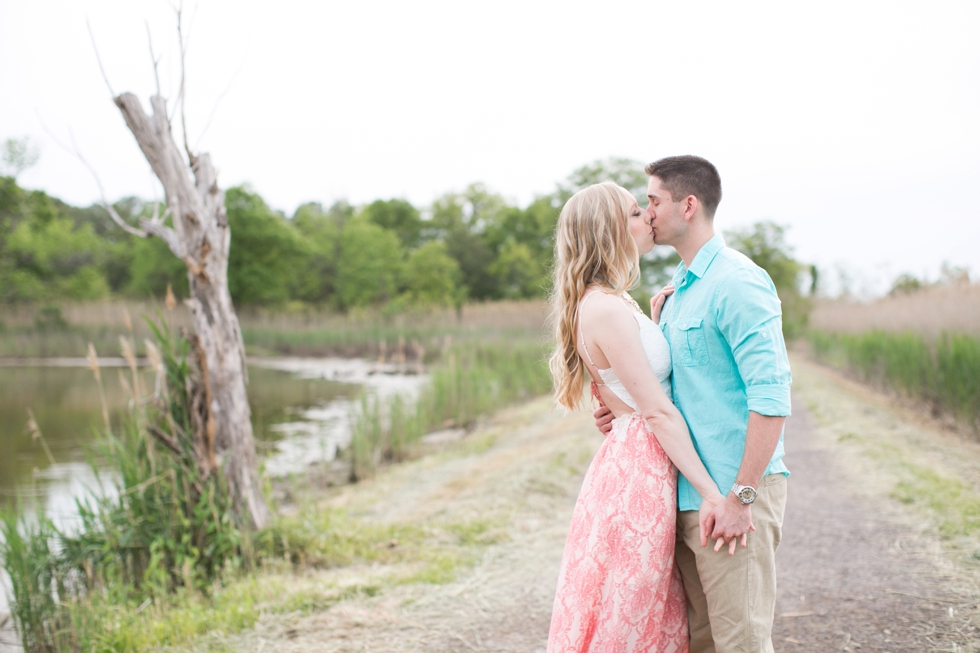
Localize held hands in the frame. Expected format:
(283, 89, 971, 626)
(650, 284, 675, 325)
(699, 493, 754, 556)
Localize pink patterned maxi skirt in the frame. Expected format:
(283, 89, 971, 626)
(547, 412, 689, 653)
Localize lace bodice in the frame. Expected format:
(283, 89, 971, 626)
(580, 292, 672, 412)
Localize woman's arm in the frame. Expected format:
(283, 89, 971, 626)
(583, 295, 723, 505)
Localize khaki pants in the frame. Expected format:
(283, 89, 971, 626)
(675, 474, 787, 653)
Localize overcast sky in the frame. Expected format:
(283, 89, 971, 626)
(1, 0, 977, 296)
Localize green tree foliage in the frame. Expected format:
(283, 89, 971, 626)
(361, 199, 422, 249)
(726, 221, 812, 338)
(290, 201, 348, 303)
(429, 184, 505, 301)
(226, 186, 311, 305)
(0, 177, 111, 302)
(400, 241, 462, 306)
(127, 235, 188, 298)
(489, 240, 544, 299)
(335, 217, 404, 309)
(889, 273, 923, 296)
(1, 137, 40, 179)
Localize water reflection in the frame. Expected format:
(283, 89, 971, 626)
(0, 359, 425, 511)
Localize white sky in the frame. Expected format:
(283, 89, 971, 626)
(1, 0, 978, 296)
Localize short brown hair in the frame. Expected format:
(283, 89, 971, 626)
(644, 155, 722, 219)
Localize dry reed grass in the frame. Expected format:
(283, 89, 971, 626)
(237, 299, 549, 333)
(0, 300, 551, 359)
(811, 283, 980, 336)
(0, 300, 193, 330)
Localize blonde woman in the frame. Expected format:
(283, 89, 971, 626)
(546, 182, 737, 653)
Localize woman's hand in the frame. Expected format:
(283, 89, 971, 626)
(650, 284, 675, 325)
(698, 492, 753, 556)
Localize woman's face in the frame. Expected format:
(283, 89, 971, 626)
(626, 199, 654, 255)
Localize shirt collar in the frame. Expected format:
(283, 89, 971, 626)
(673, 233, 726, 283)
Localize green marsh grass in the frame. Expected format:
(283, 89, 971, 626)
(349, 340, 552, 479)
(809, 329, 980, 430)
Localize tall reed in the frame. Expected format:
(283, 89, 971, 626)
(0, 316, 247, 652)
(808, 329, 980, 430)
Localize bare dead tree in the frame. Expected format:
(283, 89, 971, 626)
(83, 11, 270, 529)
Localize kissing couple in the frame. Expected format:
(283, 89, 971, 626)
(546, 155, 792, 653)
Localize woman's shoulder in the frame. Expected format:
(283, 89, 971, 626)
(580, 290, 634, 325)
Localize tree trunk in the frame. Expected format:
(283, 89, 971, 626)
(113, 92, 271, 529)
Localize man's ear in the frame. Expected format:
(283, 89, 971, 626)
(682, 195, 700, 222)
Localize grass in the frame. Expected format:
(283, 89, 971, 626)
(4, 514, 494, 653)
(809, 329, 980, 430)
(40, 509, 503, 653)
(833, 431, 980, 541)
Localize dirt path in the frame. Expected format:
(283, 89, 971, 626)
(5, 355, 978, 652)
(192, 353, 977, 653)
(773, 360, 978, 651)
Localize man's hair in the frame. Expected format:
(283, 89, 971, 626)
(644, 155, 722, 219)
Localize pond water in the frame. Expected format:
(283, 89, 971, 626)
(0, 357, 425, 618)
(0, 358, 425, 516)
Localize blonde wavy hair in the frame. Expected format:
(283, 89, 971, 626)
(548, 182, 641, 410)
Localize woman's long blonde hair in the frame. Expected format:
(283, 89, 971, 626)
(548, 182, 641, 410)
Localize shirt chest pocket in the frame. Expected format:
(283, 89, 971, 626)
(674, 317, 709, 367)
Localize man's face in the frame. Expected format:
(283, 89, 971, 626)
(646, 176, 685, 247)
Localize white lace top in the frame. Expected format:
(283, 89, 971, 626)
(579, 292, 672, 412)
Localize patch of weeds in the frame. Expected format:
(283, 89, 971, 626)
(834, 429, 980, 541)
(550, 449, 587, 476)
(400, 552, 466, 585)
(890, 463, 980, 539)
(525, 476, 570, 497)
(256, 507, 435, 568)
(78, 585, 261, 653)
(444, 518, 507, 546)
(459, 431, 497, 456)
(269, 583, 382, 616)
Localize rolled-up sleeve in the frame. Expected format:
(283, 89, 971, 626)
(715, 267, 793, 416)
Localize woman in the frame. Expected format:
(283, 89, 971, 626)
(546, 182, 733, 653)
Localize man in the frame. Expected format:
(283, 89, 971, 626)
(593, 155, 792, 653)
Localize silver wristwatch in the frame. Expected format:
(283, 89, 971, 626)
(731, 482, 758, 505)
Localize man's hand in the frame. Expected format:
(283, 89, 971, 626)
(650, 284, 675, 325)
(706, 495, 754, 554)
(593, 404, 614, 435)
(698, 493, 751, 555)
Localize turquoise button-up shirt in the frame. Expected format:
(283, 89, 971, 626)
(660, 234, 792, 511)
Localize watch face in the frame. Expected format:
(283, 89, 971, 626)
(738, 487, 756, 503)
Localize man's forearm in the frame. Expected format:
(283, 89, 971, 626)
(735, 412, 786, 488)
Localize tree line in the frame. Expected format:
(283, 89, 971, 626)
(0, 176, 566, 309)
(0, 157, 814, 330)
